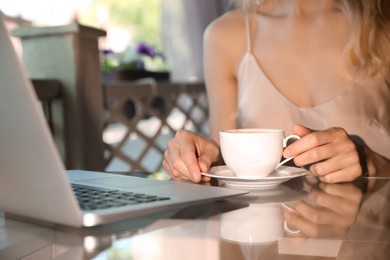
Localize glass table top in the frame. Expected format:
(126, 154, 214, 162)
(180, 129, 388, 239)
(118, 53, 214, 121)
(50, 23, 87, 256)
(1, 172, 389, 259)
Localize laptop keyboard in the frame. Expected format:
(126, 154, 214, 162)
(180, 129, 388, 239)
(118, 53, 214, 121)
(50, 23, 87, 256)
(71, 184, 170, 211)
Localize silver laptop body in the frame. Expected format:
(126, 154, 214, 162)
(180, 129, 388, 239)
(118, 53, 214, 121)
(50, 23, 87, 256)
(0, 13, 246, 227)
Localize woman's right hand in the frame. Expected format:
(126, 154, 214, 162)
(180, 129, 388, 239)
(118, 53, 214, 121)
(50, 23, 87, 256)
(162, 130, 221, 183)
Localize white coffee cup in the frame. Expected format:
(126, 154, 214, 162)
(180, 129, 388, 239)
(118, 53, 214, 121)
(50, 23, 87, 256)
(220, 203, 284, 244)
(219, 128, 300, 178)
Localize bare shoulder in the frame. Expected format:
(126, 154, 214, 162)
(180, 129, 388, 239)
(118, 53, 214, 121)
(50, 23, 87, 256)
(204, 9, 247, 51)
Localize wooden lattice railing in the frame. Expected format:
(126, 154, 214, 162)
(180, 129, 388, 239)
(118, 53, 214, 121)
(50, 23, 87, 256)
(103, 80, 209, 173)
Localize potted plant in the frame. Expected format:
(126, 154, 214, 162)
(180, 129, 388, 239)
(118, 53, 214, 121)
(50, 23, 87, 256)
(101, 42, 170, 82)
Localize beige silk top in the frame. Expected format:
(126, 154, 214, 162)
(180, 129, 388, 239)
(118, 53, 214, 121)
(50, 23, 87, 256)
(236, 16, 390, 159)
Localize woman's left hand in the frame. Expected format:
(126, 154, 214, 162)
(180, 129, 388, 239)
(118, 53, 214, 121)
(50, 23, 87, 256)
(283, 124, 363, 183)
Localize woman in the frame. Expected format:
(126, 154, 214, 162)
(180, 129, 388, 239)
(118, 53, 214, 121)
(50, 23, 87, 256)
(163, 0, 390, 183)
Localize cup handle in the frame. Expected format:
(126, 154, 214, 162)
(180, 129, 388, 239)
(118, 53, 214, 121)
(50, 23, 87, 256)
(276, 134, 301, 169)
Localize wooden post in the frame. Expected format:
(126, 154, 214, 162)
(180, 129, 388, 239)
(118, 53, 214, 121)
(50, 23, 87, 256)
(13, 24, 106, 171)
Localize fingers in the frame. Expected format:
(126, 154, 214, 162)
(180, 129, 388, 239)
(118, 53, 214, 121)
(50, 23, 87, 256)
(306, 149, 360, 181)
(283, 181, 362, 238)
(284, 126, 362, 183)
(309, 184, 361, 212)
(284, 127, 348, 158)
(318, 182, 362, 204)
(197, 139, 221, 172)
(162, 130, 219, 183)
(162, 150, 192, 181)
(283, 206, 348, 238)
(165, 131, 200, 182)
(305, 188, 360, 227)
(179, 136, 203, 182)
(317, 166, 361, 183)
(292, 124, 312, 137)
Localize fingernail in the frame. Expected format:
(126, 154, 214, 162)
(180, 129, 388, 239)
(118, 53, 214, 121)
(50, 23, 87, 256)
(192, 172, 199, 182)
(283, 149, 291, 158)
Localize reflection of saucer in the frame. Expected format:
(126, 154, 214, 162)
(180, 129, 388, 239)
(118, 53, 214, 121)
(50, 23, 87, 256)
(233, 185, 306, 204)
(201, 166, 308, 189)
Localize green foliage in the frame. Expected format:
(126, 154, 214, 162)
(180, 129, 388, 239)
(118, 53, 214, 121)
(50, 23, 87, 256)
(78, 0, 162, 49)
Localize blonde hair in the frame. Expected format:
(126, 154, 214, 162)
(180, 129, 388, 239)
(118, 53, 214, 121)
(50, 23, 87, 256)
(239, 0, 390, 78)
(341, 0, 390, 78)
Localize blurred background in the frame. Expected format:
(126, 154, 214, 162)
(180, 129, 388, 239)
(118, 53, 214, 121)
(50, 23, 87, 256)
(0, 0, 238, 178)
(1, 0, 238, 81)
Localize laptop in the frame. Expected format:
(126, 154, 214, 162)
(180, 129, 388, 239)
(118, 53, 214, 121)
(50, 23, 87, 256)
(0, 13, 247, 227)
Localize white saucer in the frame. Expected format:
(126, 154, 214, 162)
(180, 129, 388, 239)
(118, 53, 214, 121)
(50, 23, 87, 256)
(201, 165, 308, 189)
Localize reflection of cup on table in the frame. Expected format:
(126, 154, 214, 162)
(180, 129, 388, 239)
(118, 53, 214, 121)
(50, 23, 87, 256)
(220, 128, 300, 178)
(220, 203, 284, 244)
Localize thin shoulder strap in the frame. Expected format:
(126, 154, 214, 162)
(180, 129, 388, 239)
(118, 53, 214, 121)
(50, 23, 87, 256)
(245, 13, 252, 52)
